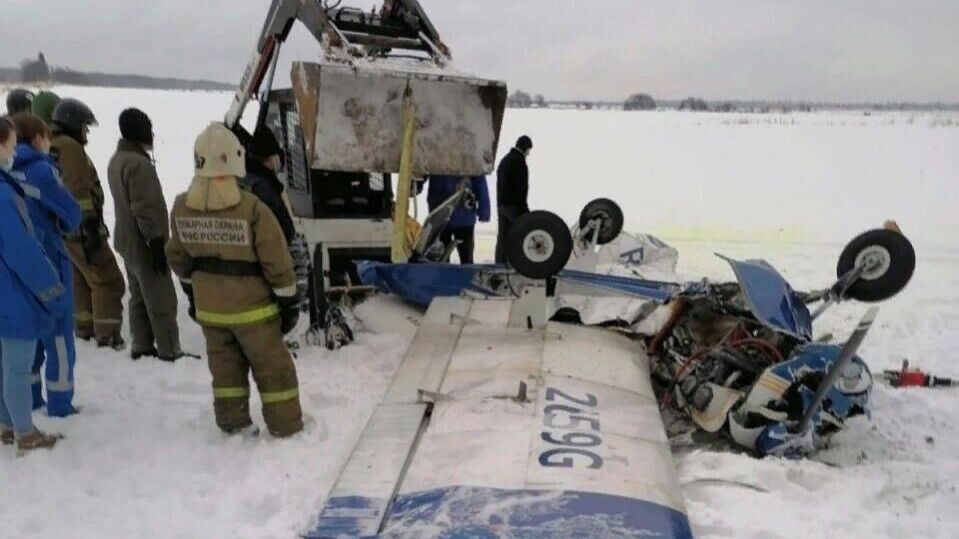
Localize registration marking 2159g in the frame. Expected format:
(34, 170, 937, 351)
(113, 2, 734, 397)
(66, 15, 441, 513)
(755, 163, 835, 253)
(538, 387, 604, 470)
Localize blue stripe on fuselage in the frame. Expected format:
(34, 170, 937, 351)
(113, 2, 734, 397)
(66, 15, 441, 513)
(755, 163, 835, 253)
(307, 487, 693, 538)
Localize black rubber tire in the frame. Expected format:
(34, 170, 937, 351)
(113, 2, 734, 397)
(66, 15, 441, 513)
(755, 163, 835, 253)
(578, 198, 624, 245)
(506, 211, 574, 279)
(837, 229, 916, 303)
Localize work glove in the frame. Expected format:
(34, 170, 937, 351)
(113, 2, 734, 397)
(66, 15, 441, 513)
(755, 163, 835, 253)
(278, 296, 300, 335)
(81, 219, 103, 263)
(148, 238, 168, 274)
(180, 281, 196, 322)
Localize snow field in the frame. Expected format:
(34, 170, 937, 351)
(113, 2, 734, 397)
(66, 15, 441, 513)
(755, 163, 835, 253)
(1, 86, 957, 537)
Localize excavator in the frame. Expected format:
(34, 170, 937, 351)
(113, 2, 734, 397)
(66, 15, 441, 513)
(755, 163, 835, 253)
(223, 0, 508, 343)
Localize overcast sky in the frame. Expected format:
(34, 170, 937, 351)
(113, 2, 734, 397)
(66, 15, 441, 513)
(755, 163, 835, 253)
(3, 0, 958, 102)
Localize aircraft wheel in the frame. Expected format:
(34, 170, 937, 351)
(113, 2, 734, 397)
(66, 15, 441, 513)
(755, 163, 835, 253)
(837, 229, 916, 302)
(507, 211, 573, 279)
(579, 198, 624, 245)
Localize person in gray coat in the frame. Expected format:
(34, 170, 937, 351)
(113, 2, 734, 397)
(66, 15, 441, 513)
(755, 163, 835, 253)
(107, 108, 182, 361)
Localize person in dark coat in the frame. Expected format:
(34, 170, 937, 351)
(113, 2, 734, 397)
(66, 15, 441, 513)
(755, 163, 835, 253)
(426, 175, 490, 264)
(107, 108, 182, 361)
(494, 135, 533, 263)
(239, 126, 295, 245)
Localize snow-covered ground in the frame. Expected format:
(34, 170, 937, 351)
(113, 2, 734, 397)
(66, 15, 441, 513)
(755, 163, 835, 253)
(1, 86, 957, 538)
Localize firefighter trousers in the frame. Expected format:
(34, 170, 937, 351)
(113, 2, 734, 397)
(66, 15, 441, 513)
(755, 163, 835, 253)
(125, 261, 181, 358)
(67, 240, 125, 341)
(202, 319, 303, 437)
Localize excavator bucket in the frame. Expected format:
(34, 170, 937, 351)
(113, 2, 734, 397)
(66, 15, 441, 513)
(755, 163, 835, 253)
(291, 61, 507, 176)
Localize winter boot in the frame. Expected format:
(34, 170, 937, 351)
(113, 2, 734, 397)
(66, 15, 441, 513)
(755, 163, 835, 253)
(131, 347, 158, 361)
(15, 429, 62, 456)
(158, 351, 186, 363)
(1, 427, 13, 446)
(75, 329, 93, 342)
(224, 424, 260, 439)
(97, 335, 127, 351)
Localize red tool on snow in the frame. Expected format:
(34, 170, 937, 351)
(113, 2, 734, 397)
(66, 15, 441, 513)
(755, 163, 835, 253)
(882, 360, 959, 388)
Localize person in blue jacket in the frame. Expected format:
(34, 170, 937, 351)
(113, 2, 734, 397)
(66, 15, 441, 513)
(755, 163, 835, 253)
(11, 113, 83, 417)
(0, 117, 67, 453)
(425, 175, 491, 264)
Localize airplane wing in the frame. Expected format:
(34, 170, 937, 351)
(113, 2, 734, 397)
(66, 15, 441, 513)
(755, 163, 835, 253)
(305, 296, 694, 538)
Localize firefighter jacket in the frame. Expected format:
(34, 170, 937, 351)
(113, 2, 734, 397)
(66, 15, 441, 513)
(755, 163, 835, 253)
(166, 176, 296, 328)
(51, 133, 106, 229)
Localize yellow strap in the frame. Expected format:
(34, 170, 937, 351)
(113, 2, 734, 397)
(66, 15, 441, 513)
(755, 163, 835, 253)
(261, 387, 299, 404)
(391, 85, 415, 263)
(74, 311, 93, 322)
(196, 304, 280, 326)
(213, 386, 250, 399)
(76, 198, 95, 211)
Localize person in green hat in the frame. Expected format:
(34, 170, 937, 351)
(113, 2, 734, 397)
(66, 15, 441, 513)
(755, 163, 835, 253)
(31, 91, 60, 125)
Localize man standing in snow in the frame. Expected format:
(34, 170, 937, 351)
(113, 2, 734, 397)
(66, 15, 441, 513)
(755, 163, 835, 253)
(494, 135, 533, 263)
(107, 108, 183, 361)
(51, 98, 126, 349)
(238, 125, 311, 309)
(425, 175, 490, 264)
(167, 123, 303, 438)
(238, 125, 295, 244)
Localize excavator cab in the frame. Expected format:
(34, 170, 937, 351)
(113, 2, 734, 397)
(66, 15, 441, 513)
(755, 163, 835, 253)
(225, 0, 507, 332)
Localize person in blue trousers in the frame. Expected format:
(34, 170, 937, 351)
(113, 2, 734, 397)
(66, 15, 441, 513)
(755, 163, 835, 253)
(11, 113, 83, 417)
(425, 175, 491, 264)
(0, 117, 68, 453)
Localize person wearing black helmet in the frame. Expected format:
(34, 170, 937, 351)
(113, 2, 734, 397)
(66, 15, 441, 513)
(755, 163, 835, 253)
(107, 108, 182, 361)
(5, 89, 35, 115)
(50, 98, 127, 349)
(494, 135, 533, 263)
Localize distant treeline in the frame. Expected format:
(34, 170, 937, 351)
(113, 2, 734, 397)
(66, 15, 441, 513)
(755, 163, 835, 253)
(508, 89, 959, 112)
(1, 53, 233, 92)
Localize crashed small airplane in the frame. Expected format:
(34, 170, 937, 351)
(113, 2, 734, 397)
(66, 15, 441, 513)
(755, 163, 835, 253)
(305, 201, 915, 537)
(360, 202, 916, 460)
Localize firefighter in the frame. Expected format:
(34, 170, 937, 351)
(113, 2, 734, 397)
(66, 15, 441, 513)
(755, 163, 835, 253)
(50, 98, 126, 348)
(166, 123, 303, 438)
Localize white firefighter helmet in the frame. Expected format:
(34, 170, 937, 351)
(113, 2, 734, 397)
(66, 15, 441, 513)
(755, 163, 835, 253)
(194, 122, 246, 178)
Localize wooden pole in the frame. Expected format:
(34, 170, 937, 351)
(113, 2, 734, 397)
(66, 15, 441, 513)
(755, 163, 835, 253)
(392, 85, 416, 262)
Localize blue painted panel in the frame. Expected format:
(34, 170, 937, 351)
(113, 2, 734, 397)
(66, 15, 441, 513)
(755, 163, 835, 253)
(379, 486, 694, 539)
(357, 261, 504, 307)
(720, 256, 813, 340)
(306, 496, 388, 539)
